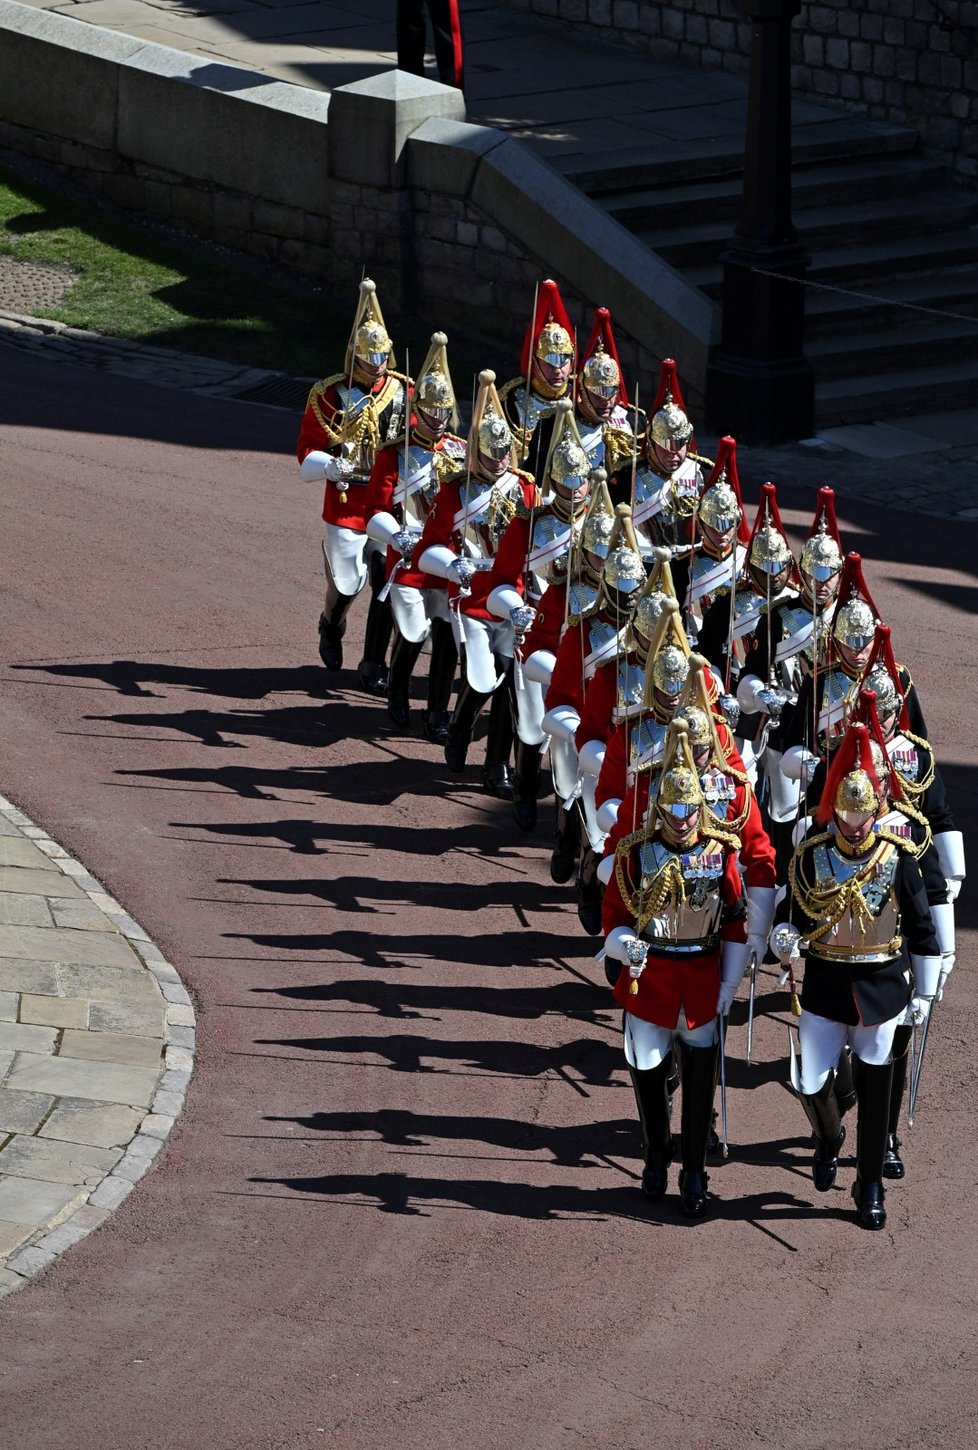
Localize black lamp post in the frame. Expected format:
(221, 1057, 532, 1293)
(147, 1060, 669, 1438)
(706, 0, 815, 443)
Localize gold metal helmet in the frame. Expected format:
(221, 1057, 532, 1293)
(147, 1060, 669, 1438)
(580, 471, 616, 561)
(833, 597, 877, 650)
(536, 318, 574, 362)
(542, 399, 589, 490)
(699, 473, 742, 533)
(683, 704, 712, 749)
(868, 739, 889, 785)
(582, 346, 621, 400)
(653, 644, 691, 697)
(414, 331, 459, 428)
(800, 519, 844, 582)
(468, 370, 514, 468)
(833, 766, 882, 816)
(653, 723, 706, 833)
(650, 395, 693, 448)
(600, 505, 645, 616)
(630, 552, 679, 651)
(862, 667, 900, 718)
(345, 278, 394, 375)
(750, 518, 793, 574)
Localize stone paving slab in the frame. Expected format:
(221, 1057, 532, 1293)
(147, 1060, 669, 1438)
(0, 793, 196, 1297)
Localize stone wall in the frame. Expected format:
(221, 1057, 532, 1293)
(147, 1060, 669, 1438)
(0, 0, 718, 409)
(504, 0, 978, 173)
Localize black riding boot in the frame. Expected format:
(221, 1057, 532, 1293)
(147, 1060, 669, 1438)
(512, 737, 543, 831)
(577, 845, 603, 937)
(799, 1072, 847, 1192)
(550, 800, 580, 885)
(833, 1044, 858, 1118)
(679, 1040, 720, 1218)
(357, 551, 393, 695)
(852, 1055, 894, 1230)
(444, 675, 491, 772)
(421, 618, 458, 744)
(883, 1024, 912, 1180)
(318, 585, 355, 671)
(629, 1055, 675, 1200)
(387, 633, 424, 730)
(482, 677, 513, 798)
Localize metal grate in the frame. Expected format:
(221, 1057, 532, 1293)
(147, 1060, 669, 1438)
(231, 375, 315, 410)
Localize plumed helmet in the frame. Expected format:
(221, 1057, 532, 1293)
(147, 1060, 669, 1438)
(699, 475, 742, 533)
(582, 347, 621, 400)
(414, 331, 458, 426)
(479, 410, 513, 460)
(470, 369, 514, 463)
(633, 588, 672, 640)
(833, 598, 876, 650)
(536, 318, 574, 362)
(801, 521, 844, 581)
(354, 317, 391, 364)
(862, 665, 900, 717)
(683, 704, 712, 748)
(834, 764, 881, 815)
(652, 644, 690, 696)
(345, 279, 394, 374)
(649, 359, 694, 447)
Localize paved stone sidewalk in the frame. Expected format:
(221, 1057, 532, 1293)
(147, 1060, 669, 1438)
(0, 793, 195, 1299)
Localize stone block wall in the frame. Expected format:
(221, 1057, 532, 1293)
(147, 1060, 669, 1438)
(503, 0, 978, 173)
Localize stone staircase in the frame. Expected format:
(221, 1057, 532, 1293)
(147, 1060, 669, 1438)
(556, 122, 978, 429)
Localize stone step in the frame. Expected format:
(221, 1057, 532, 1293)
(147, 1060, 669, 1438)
(816, 355, 978, 427)
(555, 119, 919, 194)
(600, 153, 949, 229)
(805, 271, 978, 337)
(633, 191, 978, 269)
(807, 316, 978, 380)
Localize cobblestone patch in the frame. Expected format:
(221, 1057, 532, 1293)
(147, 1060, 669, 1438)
(0, 255, 77, 313)
(0, 793, 196, 1299)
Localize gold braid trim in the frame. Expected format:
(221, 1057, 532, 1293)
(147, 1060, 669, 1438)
(614, 826, 740, 934)
(894, 731, 936, 799)
(790, 831, 913, 947)
(890, 800, 932, 855)
(307, 372, 403, 453)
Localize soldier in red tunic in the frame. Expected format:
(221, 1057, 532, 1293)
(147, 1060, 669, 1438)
(603, 722, 750, 1218)
(417, 370, 535, 795)
(365, 332, 467, 739)
(297, 279, 410, 692)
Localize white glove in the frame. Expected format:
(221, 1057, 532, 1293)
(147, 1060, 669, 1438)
(450, 557, 475, 588)
(936, 961, 953, 1002)
(323, 454, 354, 483)
(782, 745, 818, 784)
(717, 980, 737, 1016)
(909, 995, 933, 1025)
(947, 877, 962, 903)
(746, 934, 767, 963)
(624, 937, 648, 979)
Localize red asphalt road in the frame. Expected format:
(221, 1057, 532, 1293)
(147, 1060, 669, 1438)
(0, 347, 976, 1450)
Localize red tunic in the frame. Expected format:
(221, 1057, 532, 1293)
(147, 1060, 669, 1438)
(297, 373, 408, 531)
(415, 470, 535, 620)
(575, 648, 643, 753)
(522, 577, 568, 658)
(365, 434, 464, 591)
(597, 715, 745, 809)
(605, 772, 776, 890)
(603, 839, 745, 1029)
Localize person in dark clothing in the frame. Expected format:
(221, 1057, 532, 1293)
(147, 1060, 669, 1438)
(397, 0, 464, 91)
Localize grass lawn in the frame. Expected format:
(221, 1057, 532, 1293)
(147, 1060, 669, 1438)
(0, 161, 351, 378)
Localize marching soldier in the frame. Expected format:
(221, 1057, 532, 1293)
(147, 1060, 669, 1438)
(629, 359, 712, 559)
(737, 487, 845, 872)
(603, 722, 751, 1218)
(575, 307, 642, 501)
(669, 435, 750, 642)
(365, 332, 467, 739)
(417, 370, 535, 795)
(298, 279, 410, 692)
(772, 721, 941, 1230)
(499, 279, 577, 481)
(485, 400, 596, 828)
(696, 481, 800, 786)
(541, 508, 645, 932)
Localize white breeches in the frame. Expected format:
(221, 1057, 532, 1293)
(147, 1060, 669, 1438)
(623, 1011, 717, 1070)
(323, 524, 381, 597)
(458, 613, 513, 692)
(798, 1009, 903, 1095)
(550, 734, 580, 806)
(513, 669, 546, 746)
(763, 747, 805, 825)
(580, 771, 605, 853)
(391, 584, 450, 643)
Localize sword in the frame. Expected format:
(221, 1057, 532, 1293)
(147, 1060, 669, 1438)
(908, 1004, 934, 1127)
(746, 950, 759, 1066)
(717, 1013, 729, 1160)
